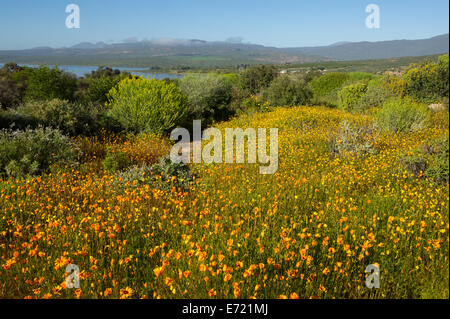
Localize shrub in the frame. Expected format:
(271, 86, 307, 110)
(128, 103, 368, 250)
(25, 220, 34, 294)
(85, 75, 123, 103)
(179, 74, 235, 125)
(338, 82, 368, 112)
(15, 98, 103, 136)
(106, 77, 188, 134)
(0, 63, 28, 109)
(113, 164, 154, 188)
(106, 133, 172, 166)
(102, 149, 131, 173)
(238, 65, 278, 95)
(151, 156, 195, 190)
(401, 135, 449, 184)
(383, 75, 408, 97)
(376, 98, 429, 133)
(262, 76, 312, 106)
(356, 82, 394, 111)
(112, 157, 195, 191)
(346, 72, 376, 83)
(310, 73, 350, 98)
(329, 120, 380, 158)
(24, 66, 78, 102)
(403, 54, 449, 103)
(0, 78, 25, 109)
(0, 127, 79, 178)
(238, 95, 272, 114)
(0, 109, 40, 130)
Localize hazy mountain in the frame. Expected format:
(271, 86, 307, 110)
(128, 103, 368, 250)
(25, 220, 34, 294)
(282, 34, 449, 61)
(0, 34, 447, 68)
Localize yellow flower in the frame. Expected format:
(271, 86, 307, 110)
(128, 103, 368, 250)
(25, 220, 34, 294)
(120, 287, 134, 299)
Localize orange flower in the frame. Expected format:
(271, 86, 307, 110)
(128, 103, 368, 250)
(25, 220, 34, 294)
(104, 288, 112, 297)
(208, 289, 217, 297)
(153, 266, 165, 278)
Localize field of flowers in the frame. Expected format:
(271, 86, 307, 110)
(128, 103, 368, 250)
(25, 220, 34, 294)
(0, 106, 448, 299)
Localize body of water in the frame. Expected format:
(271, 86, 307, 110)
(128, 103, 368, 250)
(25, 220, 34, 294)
(0, 63, 183, 79)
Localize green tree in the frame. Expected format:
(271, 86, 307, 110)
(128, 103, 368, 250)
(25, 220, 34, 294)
(24, 66, 78, 102)
(107, 77, 188, 134)
(262, 76, 312, 106)
(239, 65, 278, 94)
(179, 74, 235, 124)
(338, 82, 368, 112)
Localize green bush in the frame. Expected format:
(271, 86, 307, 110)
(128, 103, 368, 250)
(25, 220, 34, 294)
(238, 65, 278, 95)
(0, 78, 26, 109)
(151, 156, 194, 190)
(356, 81, 394, 111)
(310, 72, 350, 98)
(85, 75, 123, 103)
(376, 98, 429, 133)
(15, 99, 103, 136)
(401, 135, 449, 184)
(329, 120, 380, 158)
(23, 66, 78, 102)
(262, 76, 312, 106)
(346, 72, 376, 83)
(179, 74, 235, 124)
(0, 109, 40, 130)
(107, 77, 188, 134)
(338, 82, 368, 111)
(0, 63, 28, 109)
(404, 54, 449, 103)
(112, 157, 195, 191)
(102, 149, 131, 173)
(0, 127, 80, 178)
(113, 164, 154, 187)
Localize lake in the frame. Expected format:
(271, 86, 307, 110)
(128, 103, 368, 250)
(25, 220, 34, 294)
(0, 63, 183, 79)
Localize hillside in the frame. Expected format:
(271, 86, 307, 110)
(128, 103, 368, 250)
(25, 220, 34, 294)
(0, 34, 447, 69)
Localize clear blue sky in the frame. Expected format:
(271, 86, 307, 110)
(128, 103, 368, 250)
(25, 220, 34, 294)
(0, 0, 448, 50)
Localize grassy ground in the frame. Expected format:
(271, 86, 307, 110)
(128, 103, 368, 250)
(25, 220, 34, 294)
(0, 106, 448, 299)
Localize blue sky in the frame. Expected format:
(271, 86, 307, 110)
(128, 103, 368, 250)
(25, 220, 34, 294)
(0, 0, 448, 50)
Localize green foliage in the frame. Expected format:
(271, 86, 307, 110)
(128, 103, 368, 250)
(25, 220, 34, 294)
(107, 77, 188, 134)
(239, 96, 272, 114)
(403, 54, 449, 103)
(0, 109, 40, 130)
(375, 98, 429, 133)
(112, 157, 195, 191)
(346, 72, 377, 83)
(357, 83, 395, 111)
(238, 65, 278, 94)
(0, 78, 25, 109)
(102, 149, 131, 173)
(151, 156, 194, 190)
(401, 134, 449, 184)
(113, 164, 154, 188)
(262, 75, 312, 106)
(179, 74, 235, 124)
(15, 99, 103, 136)
(23, 65, 78, 102)
(329, 120, 380, 158)
(0, 127, 79, 178)
(338, 82, 368, 112)
(0, 63, 28, 109)
(85, 76, 123, 103)
(309, 72, 350, 98)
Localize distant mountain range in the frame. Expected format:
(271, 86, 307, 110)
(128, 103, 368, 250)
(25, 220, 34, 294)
(0, 34, 448, 69)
